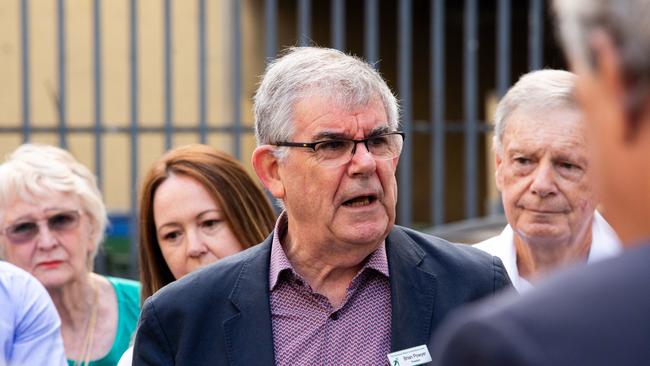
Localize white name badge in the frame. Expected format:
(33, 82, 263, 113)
(387, 344, 432, 366)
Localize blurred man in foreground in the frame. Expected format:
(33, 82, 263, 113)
(433, 1, 650, 364)
(476, 69, 620, 292)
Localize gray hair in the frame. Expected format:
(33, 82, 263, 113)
(0, 144, 108, 267)
(254, 47, 399, 153)
(494, 69, 578, 154)
(553, 0, 650, 114)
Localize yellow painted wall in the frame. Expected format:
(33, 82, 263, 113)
(0, 0, 263, 212)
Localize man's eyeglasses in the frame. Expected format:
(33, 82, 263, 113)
(273, 131, 405, 167)
(0, 210, 82, 245)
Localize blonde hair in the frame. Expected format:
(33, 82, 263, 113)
(0, 144, 108, 266)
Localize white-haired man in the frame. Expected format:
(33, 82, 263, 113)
(133, 47, 511, 365)
(433, 1, 650, 364)
(475, 69, 620, 292)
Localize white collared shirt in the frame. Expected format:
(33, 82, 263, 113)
(474, 211, 622, 293)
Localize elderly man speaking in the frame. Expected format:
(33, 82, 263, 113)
(133, 47, 510, 365)
(476, 69, 620, 292)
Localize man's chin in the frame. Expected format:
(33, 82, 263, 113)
(519, 229, 571, 247)
(334, 221, 391, 246)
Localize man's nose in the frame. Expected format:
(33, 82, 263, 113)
(350, 140, 369, 156)
(530, 161, 557, 197)
(349, 141, 376, 173)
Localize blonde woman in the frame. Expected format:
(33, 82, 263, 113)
(0, 144, 140, 366)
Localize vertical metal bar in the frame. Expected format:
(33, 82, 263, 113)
(398, 0, 412, 227)
(463, 0, 478, 219)
(491, 0, 511, 217)
(129, 0, 139, 279)
(497, 0, 511, 98)
(232, 0, 242, 159)
(57, 0, 67, 148)
(297, 0, 311, 46)
(265, 0, 278, 61)
(92, 0, 107, 274)
(264, 0, 280, 212)
(331, 0, 345, 50)
(198, 0, 207, 144)
(528, 0, 543, 71)
(20, 0, 30, 142)
(431, 0, 446, 226)
(93, 0, 103, 191)
(164, 0, 173, 149)
(364, 0, 379, 66)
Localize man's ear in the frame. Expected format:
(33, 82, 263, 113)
(591, 30, 626, 111)
(252, 146, 286, 199)
(495, 152, 504, 192)
(578, 30, 630, 141)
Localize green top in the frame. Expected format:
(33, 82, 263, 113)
(67, 276, 141, 366)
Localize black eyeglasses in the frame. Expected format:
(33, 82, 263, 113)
(1, 210, 82, 245)
(273, 131, 405, 167)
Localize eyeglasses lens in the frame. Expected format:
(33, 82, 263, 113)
(316, 133, 403, 167)
(4, 211, 80, 244)
(6, 222, 39, 244)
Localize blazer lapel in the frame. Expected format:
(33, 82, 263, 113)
(222, 236, 276, 365)
(387, 227, 438, 352)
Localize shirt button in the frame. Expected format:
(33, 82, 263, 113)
(330, 312, 339, 321)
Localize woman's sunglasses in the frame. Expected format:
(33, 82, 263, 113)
(1, 210, 81, 245)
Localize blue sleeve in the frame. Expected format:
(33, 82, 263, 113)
(9, 270, 67, 366)
(493, 255, 513, 292)
(132, 299, 175, 366)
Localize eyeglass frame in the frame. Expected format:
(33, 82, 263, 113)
(0, 210, 83, 245)
(272, 131, 405, 165)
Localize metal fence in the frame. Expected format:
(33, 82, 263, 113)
(1, 0, 558, 277)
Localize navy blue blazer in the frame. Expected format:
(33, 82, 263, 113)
(432, 241, 650, 366)
(133, 225, 511, 365)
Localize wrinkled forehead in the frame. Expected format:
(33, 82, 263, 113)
(504, 106, 586, 143)
(1, 190, 81, 224)
(292, 95, 390, 138)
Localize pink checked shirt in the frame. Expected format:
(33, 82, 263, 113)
(269, 213, 392, 365)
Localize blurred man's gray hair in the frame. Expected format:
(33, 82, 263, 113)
(494, 69, 578, 154)
(553, 0, 650, 114)
(253, 47, 399, 154)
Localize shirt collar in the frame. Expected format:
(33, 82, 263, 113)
(502, 209, 621, 293)
(588, 210, 622, 262)
(494, 225, 532, 293)
(269, 212, 292, 291)
(268, 211, 389, 291)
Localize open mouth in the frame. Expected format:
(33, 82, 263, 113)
(342, 195, 377, 207)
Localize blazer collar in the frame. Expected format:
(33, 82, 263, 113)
(222, 235, 276, 366)
(386, 226, 438, 352)
(222, 227, 440, 362)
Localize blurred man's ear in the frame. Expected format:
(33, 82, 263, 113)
(589, 31, 622, 91)
(591, 30, 630, 134)
(591, 30, 650, 143)
(252, 146, 286, 199)
(572, 30, 629, 146)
